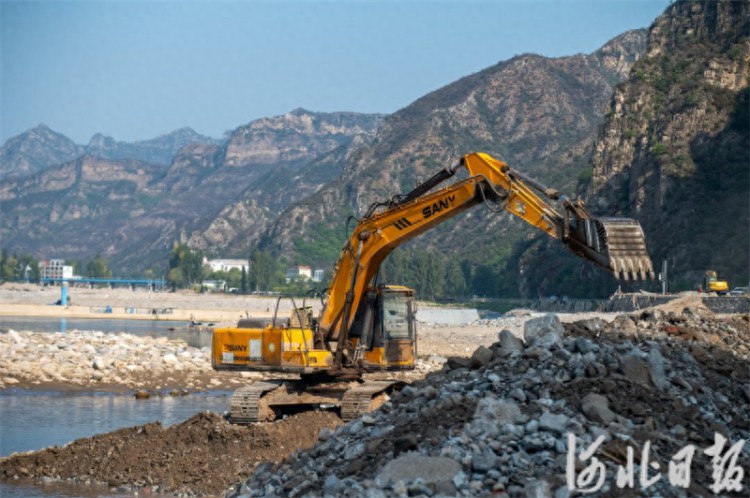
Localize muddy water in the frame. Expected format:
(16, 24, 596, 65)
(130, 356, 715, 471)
(0, 389, 233, 497)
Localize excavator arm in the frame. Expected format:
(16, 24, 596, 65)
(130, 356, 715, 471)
(318, 152, 654, 349)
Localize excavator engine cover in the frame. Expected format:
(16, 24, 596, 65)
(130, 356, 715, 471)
(575, 217, 654, 280)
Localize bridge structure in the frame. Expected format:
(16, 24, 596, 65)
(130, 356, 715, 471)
(41, 277, 167, 305)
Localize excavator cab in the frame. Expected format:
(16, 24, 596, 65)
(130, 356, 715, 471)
(350, 285, 416, 370)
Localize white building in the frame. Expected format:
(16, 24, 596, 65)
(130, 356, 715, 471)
(286, 265, 312, 282)
(202, 279, 227, 292)
(312, 269, 325, 283)
(205, 258, 247, 273)
(40, 259, 74, 280)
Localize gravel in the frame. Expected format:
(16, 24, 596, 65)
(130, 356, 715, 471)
(227, 308, 749, 498)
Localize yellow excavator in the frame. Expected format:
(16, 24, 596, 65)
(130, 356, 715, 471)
(212, 152, 654, 422)
(703, 270, 729, 295)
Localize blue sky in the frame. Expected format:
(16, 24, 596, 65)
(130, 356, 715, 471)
(1, 0, 670, 144)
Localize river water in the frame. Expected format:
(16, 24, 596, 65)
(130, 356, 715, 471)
(0, 317, 231, 497)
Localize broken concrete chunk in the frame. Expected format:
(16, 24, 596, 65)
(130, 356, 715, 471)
(538, 412, 570, 435)
(499, 329, 525, 352)
(524, 314, 564, 348)
(648, 347, 670, 390)
(376, 453, 461, 488)
(470, 345, 494, 368)
(621, 355, 651, 387)
(581, 393, 616, 424)
(473, 397, 522, 425)
(471, 448, 499, 472)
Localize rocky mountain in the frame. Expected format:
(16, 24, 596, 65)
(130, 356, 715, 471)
(187, 135, 373, 256)
(247, 31, 647, 275)
(517, 0, 749, 295)
(0, 125, 82, 179)
(85, 127, 219, 166)
(0, 125, 218, 181)
(0, 110, 383, 272)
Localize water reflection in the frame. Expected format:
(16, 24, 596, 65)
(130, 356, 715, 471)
(0, 480, 124, 498)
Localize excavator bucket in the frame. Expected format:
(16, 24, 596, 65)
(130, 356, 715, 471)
(596, 218, 655, 280)
(567, 217, 655, 281)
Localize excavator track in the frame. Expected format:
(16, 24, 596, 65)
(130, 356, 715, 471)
(229, 381, 282, 424)
(340, 380, 397, 421)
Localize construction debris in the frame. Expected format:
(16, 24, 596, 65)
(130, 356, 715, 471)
(228, 309, 749, 497)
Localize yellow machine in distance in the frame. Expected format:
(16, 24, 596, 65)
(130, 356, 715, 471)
(212, 152, 654, 422)
(704, 270, 729, 295)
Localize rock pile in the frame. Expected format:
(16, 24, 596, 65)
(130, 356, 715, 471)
(0, 330, 220, 391)
(227, 310, 749, 497)
(0, 330, 443, 392)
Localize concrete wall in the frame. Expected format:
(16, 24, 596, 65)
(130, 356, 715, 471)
(415, 307, 480, 325)
(606, 294, 749, 314)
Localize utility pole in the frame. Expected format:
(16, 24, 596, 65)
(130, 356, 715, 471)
(659, 259, 668, 295)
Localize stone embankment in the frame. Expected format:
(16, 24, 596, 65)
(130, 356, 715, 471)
(228, 309, 749, 498)
(607, 292, 749, 314)
(0, 329, 234, 392)
(0, 329, 445, 392)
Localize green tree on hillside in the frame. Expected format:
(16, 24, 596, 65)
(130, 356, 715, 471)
(1, 250, 40, 282)
(85, 253, 113, 278)
(248, 249, 279, 292)
(167, 243, 205, 288)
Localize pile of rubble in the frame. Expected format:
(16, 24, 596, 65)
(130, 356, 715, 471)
(228, 309, 749, 497)
(0, 329, 224, 391)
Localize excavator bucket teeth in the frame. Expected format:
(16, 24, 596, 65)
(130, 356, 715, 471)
(593, 218, 655, 280)
(567, 217, 655, 281)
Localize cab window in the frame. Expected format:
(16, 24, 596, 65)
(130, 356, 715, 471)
(381, 294, 413, 339)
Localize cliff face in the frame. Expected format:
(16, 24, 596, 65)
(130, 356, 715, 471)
(224, 109, 382, 167)
(520, 0, 749, 294)
(254, 31, 647, 268)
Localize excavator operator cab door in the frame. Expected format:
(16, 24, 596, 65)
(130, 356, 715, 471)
(371, 285, 416, 370)
(376, 286, 417, 370)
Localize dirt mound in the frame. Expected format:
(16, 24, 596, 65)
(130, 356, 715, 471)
(651, 292, 714, 316)
(0, 410, 341, 497)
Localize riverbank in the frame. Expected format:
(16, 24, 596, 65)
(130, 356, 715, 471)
(0, 329, 240, 392)
(0, 282, 314, 325)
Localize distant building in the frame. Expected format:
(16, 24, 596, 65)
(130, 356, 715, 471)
(312, 269, 325, 283)
(202, 279, 227, 292)
(286, 265, 312, 282)
(205, 258, 247, 273)
(40, 259, 74, 280)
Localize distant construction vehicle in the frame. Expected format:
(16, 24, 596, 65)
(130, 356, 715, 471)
(212, 152, 654, 422)
(703, 270, 729, 295)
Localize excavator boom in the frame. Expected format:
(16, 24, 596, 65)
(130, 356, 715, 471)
(318, 152, 654, 344)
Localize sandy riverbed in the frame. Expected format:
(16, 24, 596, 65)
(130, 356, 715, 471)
(0, 282, 310, 325)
